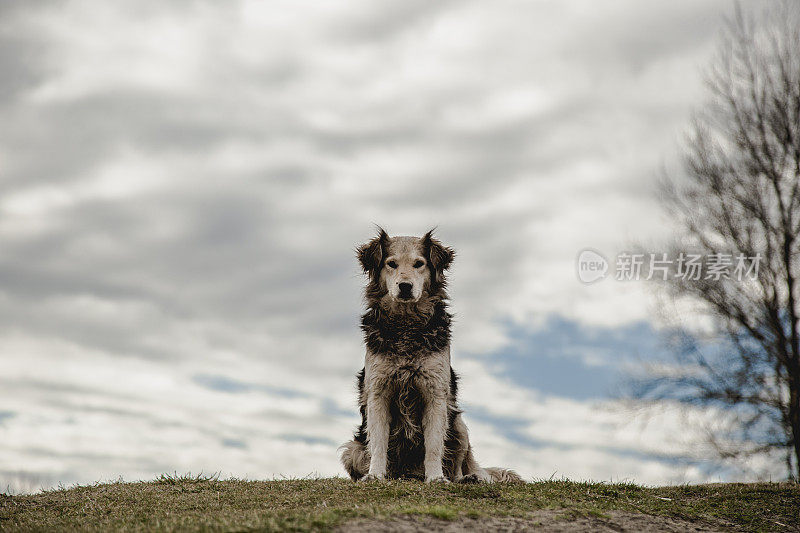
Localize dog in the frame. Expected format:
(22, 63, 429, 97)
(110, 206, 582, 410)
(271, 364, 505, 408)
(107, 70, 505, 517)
(339, 228, 521, 483)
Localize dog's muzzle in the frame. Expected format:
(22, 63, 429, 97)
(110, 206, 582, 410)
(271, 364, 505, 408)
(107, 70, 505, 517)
(398, 282, 413, 300)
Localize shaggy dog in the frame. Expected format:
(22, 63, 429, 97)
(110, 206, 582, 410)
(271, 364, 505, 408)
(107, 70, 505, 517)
(339, 229, 521, 483)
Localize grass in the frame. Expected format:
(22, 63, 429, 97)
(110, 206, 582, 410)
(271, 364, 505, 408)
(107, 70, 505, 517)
(1, 475, 798, 532)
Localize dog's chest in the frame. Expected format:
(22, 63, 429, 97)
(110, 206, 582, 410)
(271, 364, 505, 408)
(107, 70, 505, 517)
(391, 361, 428, 391)
(367, 352, 449, 394)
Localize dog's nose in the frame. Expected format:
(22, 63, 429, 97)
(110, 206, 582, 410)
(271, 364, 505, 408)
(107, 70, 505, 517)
(398, 282, 413, 298)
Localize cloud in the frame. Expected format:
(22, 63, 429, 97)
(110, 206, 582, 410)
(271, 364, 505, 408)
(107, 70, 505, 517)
(0, 0, 764, 492)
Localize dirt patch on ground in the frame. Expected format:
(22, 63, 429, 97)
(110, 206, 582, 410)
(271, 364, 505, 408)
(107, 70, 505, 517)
(337, 510, 726, 532)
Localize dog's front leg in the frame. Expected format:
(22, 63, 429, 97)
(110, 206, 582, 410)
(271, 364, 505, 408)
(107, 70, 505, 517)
(422, 391, 448, 483)
(364, 392, 390, 480)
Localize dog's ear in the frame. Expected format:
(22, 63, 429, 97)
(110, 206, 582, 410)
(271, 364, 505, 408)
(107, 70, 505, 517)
(422, 229, 454, 283)
(357, 227, 389, 277)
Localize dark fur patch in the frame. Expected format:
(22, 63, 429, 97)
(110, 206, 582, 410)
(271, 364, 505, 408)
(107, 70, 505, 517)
(442, 368, 464, 480)
(356, 228, 389, 279)
(422, 230, 454, 289)
(447, 367, 460, 429)
(354, 368, 367, 445)
(360, 301, 451, 356)
(387, 377, 426, 479)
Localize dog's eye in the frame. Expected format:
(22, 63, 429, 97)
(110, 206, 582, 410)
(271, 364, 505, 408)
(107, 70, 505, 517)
(386, 260, 398, 269)
(413, 260, 425, 268)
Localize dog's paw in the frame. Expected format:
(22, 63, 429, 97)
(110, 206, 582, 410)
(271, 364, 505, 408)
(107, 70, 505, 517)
(425, 476, 450, 484)
(457, 473, 482, 484)
(358, 474, 385, 482)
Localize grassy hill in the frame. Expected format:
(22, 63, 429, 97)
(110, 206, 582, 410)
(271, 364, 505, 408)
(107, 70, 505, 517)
(1, 475, 798, 532)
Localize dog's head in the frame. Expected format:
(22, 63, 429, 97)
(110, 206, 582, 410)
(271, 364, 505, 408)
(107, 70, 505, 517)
(357, 228, 454, 304)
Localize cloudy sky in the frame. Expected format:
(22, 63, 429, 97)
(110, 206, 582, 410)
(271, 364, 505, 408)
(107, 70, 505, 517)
(0, 0, 779, 493)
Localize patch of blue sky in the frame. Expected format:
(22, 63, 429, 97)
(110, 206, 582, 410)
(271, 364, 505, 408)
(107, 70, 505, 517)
(464, 405, 713, 479)
(463, 316, 669, 401)
(277, 434, 338, 447)
(221, 438, 248, 449)
(192, 374, 308, 399)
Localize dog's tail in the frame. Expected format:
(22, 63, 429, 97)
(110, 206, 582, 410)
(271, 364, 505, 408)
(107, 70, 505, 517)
(338, 440, 370, 481)
(485, 467, 523, 483)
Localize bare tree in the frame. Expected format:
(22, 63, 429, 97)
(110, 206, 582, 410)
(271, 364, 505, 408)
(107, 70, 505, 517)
(637, 2, 800, 480)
